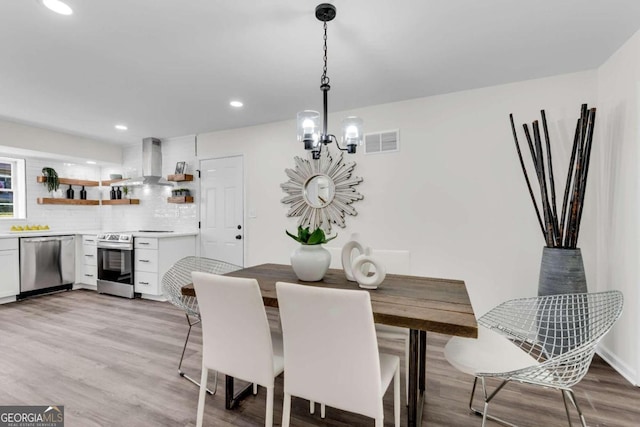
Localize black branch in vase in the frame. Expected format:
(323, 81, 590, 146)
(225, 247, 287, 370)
(510, 104, 596, 249)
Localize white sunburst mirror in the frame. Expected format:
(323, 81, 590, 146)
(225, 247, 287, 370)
(281, 149, 364, 232)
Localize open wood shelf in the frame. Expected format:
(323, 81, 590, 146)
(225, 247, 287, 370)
(37, 176, 100, 187)
(102, 199, 140, 205)
(167, 174, 193, 182)
(37, 198, 99, 205)
(167, 196, 194, 204)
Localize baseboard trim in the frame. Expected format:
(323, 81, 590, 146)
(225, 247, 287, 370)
(596, 344, 638, 387)
(73, 284, 97, 291)
(0, 295, 17, 305)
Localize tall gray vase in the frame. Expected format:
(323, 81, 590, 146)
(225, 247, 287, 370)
(537, 247, 588, 356)
(538, 247, 587, 296)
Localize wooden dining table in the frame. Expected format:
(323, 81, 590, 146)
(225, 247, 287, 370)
(182, 263, 477, 427)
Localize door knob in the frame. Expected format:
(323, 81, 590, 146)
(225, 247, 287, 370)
(235, 235, 242, 240)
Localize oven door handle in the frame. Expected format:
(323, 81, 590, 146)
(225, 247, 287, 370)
(97, 242, 133, 250)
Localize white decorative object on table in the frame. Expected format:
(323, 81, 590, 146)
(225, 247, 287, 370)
(352, 254, 386, 289)
(290, 244, 331, 282)
(341, 233, 371, 281)
(287, 226, 336, 282)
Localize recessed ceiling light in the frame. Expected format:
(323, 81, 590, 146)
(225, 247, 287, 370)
(115, 124, 128, 131)
(40, 0, 73, 16)
(86, 160, 97, 165)
(230, 100, 243, 108)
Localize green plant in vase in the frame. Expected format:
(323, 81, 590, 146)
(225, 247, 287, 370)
(41, 167, 60, 193)
(286, 226, 337, 245)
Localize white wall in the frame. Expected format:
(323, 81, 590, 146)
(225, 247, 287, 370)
(0, 118, 121, 164)
(197, 70, 597, 320)
(586, 28, 640, 385)
(0, 118, 121, 232)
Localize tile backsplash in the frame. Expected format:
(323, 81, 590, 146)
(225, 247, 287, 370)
(1, 135, 198, 233)
(100, 135, 198, 232)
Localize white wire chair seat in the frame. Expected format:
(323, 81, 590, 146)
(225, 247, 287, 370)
(445, 290, 623, 427)
(477, 291, 623, 388)
(162, 256, 242, 318)
(161, 256, 242, 393)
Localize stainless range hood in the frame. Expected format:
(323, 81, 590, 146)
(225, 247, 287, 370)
(118, 137, 174, 187)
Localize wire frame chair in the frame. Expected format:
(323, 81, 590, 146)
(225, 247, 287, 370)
(459, 290, 623, 427)
(161, 256, 242, 393)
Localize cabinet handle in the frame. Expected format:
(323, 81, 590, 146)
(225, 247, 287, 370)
(85, 274, 94, 277)
(139, 242, 150, 245)
(85, 239, 95, 243)
(139, 259, 150, 263)
(85, 254, 94, 257)
(139, 281, 149, 285)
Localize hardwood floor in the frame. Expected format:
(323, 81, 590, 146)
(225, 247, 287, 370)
(0, 290, 638, 426)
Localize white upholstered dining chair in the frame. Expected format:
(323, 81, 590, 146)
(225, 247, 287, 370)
(444, 291, 623, 427)
(161, 256, 241, 392)
(276, 281, 400, 427)
(192, 272, 285, 427)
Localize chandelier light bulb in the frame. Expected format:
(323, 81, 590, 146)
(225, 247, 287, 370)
(297, 110, 320, 149)
(341, 116, 363, 153)
(345, 125, 359, 139)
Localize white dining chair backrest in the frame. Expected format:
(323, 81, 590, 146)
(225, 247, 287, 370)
(276, 281, 384, 420)
(192, 271, 276, 387)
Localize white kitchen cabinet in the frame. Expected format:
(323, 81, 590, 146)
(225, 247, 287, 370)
(0, 238, 20, 301)
(75, 234, 97, 288)
(134, 235, 195, 299)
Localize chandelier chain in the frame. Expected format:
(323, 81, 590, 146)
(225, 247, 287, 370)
(321, 21, 330, 86)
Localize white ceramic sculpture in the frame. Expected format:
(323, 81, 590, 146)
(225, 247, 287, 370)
(341, 233, 371, 281)
(352, 254, 386, 289)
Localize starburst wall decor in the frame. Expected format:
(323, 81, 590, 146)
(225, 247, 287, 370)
(281, 149, 364, 232)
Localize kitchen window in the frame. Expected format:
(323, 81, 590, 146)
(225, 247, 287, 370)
(0, 157, 26, 219)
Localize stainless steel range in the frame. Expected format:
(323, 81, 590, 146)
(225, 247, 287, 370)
(97, 233, 136, 298)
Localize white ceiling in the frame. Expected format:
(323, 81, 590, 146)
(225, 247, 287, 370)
(2, 0, 640, 146)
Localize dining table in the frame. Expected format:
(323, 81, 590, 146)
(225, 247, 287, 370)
(182, 262, 477, 427)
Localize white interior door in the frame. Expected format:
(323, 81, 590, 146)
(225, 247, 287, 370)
(199, 156, 244, 266)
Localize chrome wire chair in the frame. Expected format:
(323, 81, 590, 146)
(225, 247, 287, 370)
(444, 290, 623, 427)
(162, 256, 241, 394)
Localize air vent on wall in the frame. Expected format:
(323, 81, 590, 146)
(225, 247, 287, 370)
(364, 129, 399, 154)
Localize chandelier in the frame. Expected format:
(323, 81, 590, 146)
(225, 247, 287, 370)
(297, 3, 363, 160)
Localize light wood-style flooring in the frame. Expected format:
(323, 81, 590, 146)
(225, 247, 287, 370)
(0, 290, 638, 426)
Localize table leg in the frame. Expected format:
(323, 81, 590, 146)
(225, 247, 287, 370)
(408, 329, 426, 427)
(420, 330, 427, 392)
(225, 375, 254, 410)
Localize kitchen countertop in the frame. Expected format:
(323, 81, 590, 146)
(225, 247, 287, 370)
(0, 230, 198, 239)
(0, 230, 101, 239)
(132, 231, 198, 238)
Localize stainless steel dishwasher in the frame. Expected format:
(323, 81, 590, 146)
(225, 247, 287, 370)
(19, 235, 75, 298)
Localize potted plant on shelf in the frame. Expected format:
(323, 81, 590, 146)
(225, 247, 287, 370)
(286, 226, 336, 281)
(41, 167, 61, 197)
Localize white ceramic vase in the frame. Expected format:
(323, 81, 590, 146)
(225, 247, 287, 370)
(290, 244, 331, 282)
(341, 232, 371, 281)
(51, 189, 64, 199)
